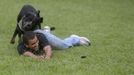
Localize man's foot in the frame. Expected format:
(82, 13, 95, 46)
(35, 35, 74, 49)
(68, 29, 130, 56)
(79, 37, 91, 46)
(43, 26, 55, 32)
(70, 34, 91, 46)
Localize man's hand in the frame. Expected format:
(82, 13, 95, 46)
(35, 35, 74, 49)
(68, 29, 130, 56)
(43, 45, 52, 60)
(36, 56, 45, 61)
(23, 51, 44, 61)
(22, 45, 52, 61)
(41, 54, 50, 60)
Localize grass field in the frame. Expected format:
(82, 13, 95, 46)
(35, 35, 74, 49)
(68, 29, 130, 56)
(0, 0, 134, 75)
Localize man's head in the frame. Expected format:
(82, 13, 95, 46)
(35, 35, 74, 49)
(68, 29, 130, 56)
(23, 31, 39, 50)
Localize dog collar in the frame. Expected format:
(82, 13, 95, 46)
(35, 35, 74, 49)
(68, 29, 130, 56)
(18, 19, 25, 32)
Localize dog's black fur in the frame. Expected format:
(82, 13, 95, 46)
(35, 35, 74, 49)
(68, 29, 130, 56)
(10, 5, 43, 44)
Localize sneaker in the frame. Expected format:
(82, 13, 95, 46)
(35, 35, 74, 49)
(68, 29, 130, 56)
(43, 26, 56, 32)
(79, 37, 91, 46)
(70, 34, 91, 46)
(44, 26, 50, 32)
(70, 34, 80, 38)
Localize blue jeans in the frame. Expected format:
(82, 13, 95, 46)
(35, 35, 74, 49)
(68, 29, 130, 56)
(34, 30, 80, 49)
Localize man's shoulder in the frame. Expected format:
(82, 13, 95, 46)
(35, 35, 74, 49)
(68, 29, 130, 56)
(36, 33, 49, 47)
(36, 33, 47, 41)
(17, 42, 27, 55)
(18, 42, 25, 47)
(36, 32, 44, 37)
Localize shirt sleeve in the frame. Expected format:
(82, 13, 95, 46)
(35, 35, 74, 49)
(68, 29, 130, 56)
(17, 42, 26, 55)
(37, 33, 49, 48)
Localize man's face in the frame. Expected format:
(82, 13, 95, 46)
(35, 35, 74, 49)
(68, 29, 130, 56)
(25, 36, 39, 50)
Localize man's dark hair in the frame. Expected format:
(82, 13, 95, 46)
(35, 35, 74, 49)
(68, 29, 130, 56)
(23, 31, 36, 45)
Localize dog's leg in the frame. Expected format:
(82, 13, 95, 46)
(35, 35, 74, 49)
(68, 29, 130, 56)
(10, 27, 19, 44)
(18, 33, 22, 43)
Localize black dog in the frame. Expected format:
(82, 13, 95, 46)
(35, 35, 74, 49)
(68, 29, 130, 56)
(10, 5, 43, 44)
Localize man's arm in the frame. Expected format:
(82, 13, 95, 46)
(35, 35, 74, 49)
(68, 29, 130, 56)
(23, 51, 44, 60)
(43, 45, 52, 60)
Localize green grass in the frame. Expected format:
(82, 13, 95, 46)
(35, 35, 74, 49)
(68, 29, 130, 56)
(0, 0, 134, 75)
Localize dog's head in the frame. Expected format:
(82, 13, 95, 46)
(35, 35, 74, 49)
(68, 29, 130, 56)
(18, 12, 43, 31)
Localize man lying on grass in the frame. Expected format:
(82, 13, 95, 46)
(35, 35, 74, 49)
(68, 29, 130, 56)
(18, 31, 52, 60)
(17, 26, 91, 61)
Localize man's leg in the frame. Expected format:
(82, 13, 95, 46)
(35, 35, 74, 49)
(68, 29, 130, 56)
(63, 35, 80, 46)
(34, 29, 72, 49)
(34, 26, 91, 49)
(64, 34, 91, 46)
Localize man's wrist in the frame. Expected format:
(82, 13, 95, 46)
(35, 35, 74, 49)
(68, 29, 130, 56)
(44, 56, 51, 60)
